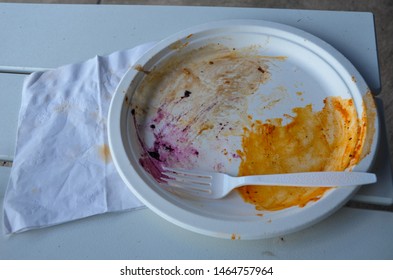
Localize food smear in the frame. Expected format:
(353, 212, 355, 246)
(133, 44, 281, 181)
(236, 96, 368, 211)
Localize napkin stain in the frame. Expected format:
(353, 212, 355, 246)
(31, 187, 40, 194)
(98, 144, 112, 163)
(54, 102, 71, 113)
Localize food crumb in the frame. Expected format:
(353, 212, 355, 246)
(257, 66, 265, 73)
(134, 64, 150, 74)
(181, 90, 192, 99)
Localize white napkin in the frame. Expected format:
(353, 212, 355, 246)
(2, 42, 156, 234)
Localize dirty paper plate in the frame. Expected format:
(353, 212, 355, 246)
(108, 20, 379, 239)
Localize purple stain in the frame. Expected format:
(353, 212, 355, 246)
(148, 151, 160, 160)
(139, 156, 164, 183)
(232, 153, 241, 159)
(132, 112, 166, 183)
(163, 144, 174, 152)
(153, 107, 166, 123)
(214, 162, 225, 172)
(135, 110, 200, 183)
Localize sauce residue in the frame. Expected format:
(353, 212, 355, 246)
(236, 96, 367, 211)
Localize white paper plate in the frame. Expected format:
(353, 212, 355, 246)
(108, 20, 379, 239)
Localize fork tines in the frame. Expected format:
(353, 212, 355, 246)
(161, 167, 212, 193)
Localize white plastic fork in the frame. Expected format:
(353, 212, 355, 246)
(161, 167, 377, 199)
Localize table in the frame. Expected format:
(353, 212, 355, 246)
(1, 3, 393, 259)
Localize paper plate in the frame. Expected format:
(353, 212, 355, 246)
(108, 20, 379, 239)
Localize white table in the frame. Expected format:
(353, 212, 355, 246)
(1, 3, 393, 259)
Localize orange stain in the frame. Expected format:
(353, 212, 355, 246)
(237, 96, 368, 211)
(231, 233, 240, 240)
(99, 144, 112, 163)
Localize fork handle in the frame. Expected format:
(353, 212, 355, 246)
(235, 172, 376, 187)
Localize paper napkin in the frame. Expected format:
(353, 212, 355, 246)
(3, 42, 156, 234)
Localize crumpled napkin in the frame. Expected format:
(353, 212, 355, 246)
(3, 42, 156, 234)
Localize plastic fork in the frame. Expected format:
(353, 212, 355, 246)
(161, 167, 377, 199)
